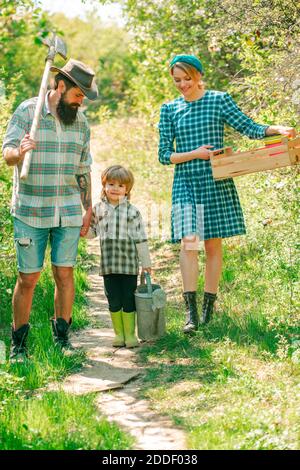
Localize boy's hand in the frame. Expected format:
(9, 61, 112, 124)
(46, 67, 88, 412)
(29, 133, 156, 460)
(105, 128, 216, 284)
(80, 207, 92, 237)
(142, 267, 152, 274)
(91, 208, 99, 226)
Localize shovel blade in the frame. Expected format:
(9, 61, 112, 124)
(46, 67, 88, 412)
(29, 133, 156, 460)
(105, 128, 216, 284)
(41, 33, 67, 60)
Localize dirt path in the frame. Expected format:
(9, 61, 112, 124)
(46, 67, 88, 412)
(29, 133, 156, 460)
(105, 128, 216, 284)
(56, 140, 186, 450)
(75, 238, 186, 450)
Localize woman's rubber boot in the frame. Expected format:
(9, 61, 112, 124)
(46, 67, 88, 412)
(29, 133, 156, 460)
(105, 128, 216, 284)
(201, 292, 217, 324)
(110, 311, 125, 347)
(122, 312, 139, 348)
(183, 291, 199, 334)
(10, 323, 30, 362)
(51, 317, 73, 351)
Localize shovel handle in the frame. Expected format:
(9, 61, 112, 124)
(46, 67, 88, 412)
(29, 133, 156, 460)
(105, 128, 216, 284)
(20, 58, 53, 180)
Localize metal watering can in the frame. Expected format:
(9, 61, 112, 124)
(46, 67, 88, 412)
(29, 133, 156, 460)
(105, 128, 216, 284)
(135, 272, 166, 341)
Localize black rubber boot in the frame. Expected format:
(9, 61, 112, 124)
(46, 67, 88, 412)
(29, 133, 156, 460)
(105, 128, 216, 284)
(51, 317, 73, 350)
(10, 323, 30, 362)
(183, 291, 199, 334)
(201, 292, 217, 324)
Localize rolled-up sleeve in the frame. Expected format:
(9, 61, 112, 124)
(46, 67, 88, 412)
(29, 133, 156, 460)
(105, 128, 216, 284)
(76, 125, 92, 175)
(2, 103, 30, 152)
(158, 104, 175, 165)
(221, 93, 268, 139)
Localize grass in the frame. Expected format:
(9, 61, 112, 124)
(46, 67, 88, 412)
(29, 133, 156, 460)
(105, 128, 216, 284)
(0, 161, 132, 450)
(1, 114, 299, 450)
(137, 233, 299, 449)
(0, 389, 133, 450)
(138, 325, 300, 450)
(91, 116, 300, 450)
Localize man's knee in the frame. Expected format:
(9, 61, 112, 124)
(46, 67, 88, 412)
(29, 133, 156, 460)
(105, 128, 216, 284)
(52, 266, 74, 288)
(17, 272, 40, 290)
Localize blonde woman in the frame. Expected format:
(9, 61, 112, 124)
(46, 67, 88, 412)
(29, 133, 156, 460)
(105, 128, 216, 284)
(158, 54, 295, 333)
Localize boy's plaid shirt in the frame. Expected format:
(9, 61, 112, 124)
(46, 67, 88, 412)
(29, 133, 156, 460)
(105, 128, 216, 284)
(90, 198, 149, 275)
(2, 93, 92, 228)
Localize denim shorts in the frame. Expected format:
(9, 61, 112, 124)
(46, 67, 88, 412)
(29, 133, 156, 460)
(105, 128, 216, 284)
(13, 217, 81, 273)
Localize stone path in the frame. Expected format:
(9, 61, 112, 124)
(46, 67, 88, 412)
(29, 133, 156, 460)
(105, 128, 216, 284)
(60, 234, 186, 450)
(82, 238, 186, 450)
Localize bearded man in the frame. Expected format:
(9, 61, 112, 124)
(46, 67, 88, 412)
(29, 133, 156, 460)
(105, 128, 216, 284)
(2, 59, 98, 361)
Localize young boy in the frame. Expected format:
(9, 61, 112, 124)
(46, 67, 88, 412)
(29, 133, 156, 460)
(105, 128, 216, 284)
(88, 165, 151, 348)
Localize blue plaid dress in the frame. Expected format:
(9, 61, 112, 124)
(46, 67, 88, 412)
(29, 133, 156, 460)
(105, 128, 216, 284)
(158, 90, 268, 242)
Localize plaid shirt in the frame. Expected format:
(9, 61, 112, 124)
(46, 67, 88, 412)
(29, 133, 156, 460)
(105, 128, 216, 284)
(158, 90, 268, 174)
(2, 93, 92, 228)
(89, 198, 149, 275)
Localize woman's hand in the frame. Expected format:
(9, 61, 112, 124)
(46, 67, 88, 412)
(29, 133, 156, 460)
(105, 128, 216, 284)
(170, 144, 213, 164)
(266, 126, 296, 138)
(190, 145, 213, 160)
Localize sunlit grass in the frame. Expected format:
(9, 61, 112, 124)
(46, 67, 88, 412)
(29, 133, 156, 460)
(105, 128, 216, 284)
(0, 391, 133, 450)
(0, 226, 131, 449)
(91, 117, 300, 449)
(1, 117, 299, 450)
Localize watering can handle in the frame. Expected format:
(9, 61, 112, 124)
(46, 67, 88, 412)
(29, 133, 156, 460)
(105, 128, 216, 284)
(141, 271, 152, 295)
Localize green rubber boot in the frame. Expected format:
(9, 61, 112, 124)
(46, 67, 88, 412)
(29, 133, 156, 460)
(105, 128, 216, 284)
(110, 311, 125, 347)
(122, 312, 139, 348)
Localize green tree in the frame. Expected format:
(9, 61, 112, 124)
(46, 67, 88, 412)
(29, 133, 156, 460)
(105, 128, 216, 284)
(120, 0, 241, 113)
(50, 12, 136, 112)
(0, 0, 52, 107)
(113, 0, 300, 123)
(204, 0, 300, 123)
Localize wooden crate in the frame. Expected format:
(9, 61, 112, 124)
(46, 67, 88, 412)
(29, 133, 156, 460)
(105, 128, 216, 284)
(210, 136, 300, 180)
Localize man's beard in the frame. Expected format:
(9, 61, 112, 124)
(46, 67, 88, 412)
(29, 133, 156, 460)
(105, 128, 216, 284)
(56, 93, 79, 125)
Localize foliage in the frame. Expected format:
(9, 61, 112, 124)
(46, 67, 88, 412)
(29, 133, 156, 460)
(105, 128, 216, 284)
(122, 0, 228, 113)
(49, 12, 136, 114)
(1, 0, 299, 450)
(0, 1, 135, 113)
(120, 0, 300, 123)
(207, 0, 300, 123)
(0, 0, 52, 107)
(91, 116, 300, 449)
(0, 86, 16, 334)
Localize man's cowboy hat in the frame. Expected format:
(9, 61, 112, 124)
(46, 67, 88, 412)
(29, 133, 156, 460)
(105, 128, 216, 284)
(50, 59, 98, 100)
